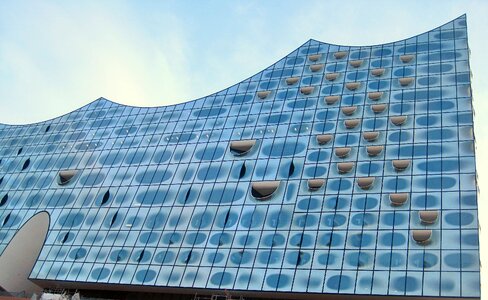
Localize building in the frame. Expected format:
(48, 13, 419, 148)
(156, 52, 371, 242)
(0, 14, 480, 299)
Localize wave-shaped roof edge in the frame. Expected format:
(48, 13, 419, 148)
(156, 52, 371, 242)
(0, 14, 467, 127)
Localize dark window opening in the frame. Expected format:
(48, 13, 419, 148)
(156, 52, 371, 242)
(2, 213, 11, 227)
(223, 210, 231, 227)
(0, 194, 7, 207)
(21, 158, 30, 170)
(183, 250, 193, 264)
(184, 188, 191, 203)
(61, 232, 70, 244)
(296, 251, 304, 266)
(110, 212, 118, 227)
(288, 161, 295, 177)
(101, 190, 110, 205)
(239, 163, 247, 179)
(136, 250, 146, 263)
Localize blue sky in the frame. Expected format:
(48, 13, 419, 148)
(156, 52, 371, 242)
(1, 0, 487, 295)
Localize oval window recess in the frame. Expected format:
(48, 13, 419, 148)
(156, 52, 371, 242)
(251, 181, 281, 200)
(58, 170, 78, 185)
(337, 162, 355, 174)
(17, 148, 23, 155)
(419, 211, 438, 224)
(371, 104, 387, 113)
(220, 210, 232, 228)
(371, 68, 385, 77)
(230, 139, 256, 156)
(308, 54, 321, 62)
(0, 194, 7, 207)
(363, 131, 379, 142)
(21, 159, 30, 171)
(101, 190, 110, 206)
(357, 177, 375, 190)
(366, 146, 384, 157)
(325, 73, 339, 81)
(392, 159, 410, 171)
(184, 188, 192, 203)
(310, 64, 324, 72)
(2, 213, 11, 227)
(0, 176, 3, 185)
(300, 86, 314, 95)
(334, 51, 348, 59)
(286, 77, 300, 85)
(390, 116, 407, 126)
(349, 60, 363, 68)
(345, 82, 360, 91)
(295, 251, 305, 266)
(308, 179, 325, 191)
(136, 250, 146, 263)
(400, 54, 415, 63)
(288, 161, 295, 177)
(341, 106, 357, 116)
(257, 91, 271, 100)
(325, 95, 340, 105)
(368, 92, 383, 100)
(45, 125, 51, 133)
(399, 77, 414, 86)
(316, 134, 333, 145)
(60, 232, 70, 244)
(335, 147, 351, 158)
(344, 119, 360, 129)
(110, 212, 118, 227)
(183, 250, 193, 264)
(412, 229, 432, 244)
(390, 193, 409, 206)
(239, 163, 247, 179)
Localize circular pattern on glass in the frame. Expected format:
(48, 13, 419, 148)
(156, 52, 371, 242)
(266, 273, 290, 289)
(91, 267, 110, 280)
(210, 272, 233, 286)
(327, 275, 352, 290)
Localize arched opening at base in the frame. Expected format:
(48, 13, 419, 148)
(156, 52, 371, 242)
(0, 211, 49, 295)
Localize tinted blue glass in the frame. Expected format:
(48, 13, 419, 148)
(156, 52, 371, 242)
(0, 15, 477, 299)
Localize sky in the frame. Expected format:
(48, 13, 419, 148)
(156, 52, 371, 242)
(0, 0, 487, 296)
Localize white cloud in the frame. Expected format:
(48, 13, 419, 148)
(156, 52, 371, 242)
(1, 2, 488, 296)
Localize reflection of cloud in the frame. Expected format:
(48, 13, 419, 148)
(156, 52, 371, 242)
(1, 1, 488, 298)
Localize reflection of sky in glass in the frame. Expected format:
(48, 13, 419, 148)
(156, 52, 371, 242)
(0, 6, 483, 299)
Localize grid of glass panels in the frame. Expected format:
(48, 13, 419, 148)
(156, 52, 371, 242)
(0, 15, 479, 297)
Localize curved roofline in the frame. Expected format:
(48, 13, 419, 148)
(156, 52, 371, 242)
(309, 13, 466, 48)
(0, 37, 313, 127)
(0, 97, 107, 127)
(0, 14, 466, 127)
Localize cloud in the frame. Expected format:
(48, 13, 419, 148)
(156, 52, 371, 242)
(0, 1, 195, 123)
(1, 1, 488, 298)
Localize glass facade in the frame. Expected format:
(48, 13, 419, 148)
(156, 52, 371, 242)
(0, 15, 480, 298)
